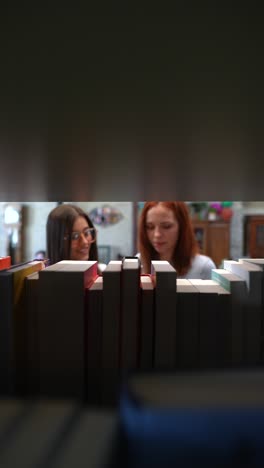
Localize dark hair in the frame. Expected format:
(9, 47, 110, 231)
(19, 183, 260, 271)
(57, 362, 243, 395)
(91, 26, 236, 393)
(138, 201, 198, 275)
(47, 204, 98, 265)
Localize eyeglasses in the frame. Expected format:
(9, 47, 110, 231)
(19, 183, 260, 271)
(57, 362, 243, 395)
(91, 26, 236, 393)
(64, 227, 97, 243)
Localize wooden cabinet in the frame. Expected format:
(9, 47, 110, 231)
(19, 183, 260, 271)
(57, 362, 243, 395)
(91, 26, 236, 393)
(245, 215, 264, 257)
(192, 220, 230, 267)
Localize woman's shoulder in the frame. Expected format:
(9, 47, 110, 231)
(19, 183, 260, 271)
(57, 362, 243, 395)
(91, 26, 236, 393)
(192, 254, 216, 279)
(183, 254, 216, 280)
(192, 254, 216, 269)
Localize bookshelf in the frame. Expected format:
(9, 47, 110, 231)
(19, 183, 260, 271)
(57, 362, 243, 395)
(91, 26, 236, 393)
(192, 220, 230, 267)
(245, 215, 264, 257)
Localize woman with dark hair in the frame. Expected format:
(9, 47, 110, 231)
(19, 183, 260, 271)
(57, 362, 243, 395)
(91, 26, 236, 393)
(46, 204, 105, 272)
(138, 201, 215, 278)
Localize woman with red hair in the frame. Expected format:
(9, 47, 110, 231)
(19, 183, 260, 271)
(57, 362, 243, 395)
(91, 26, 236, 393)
(138, 201, 215, 278)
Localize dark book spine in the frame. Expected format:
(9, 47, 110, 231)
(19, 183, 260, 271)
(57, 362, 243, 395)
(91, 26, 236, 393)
(139, 282, 154, 370)
(25, 276, 40, 397)
(198, 294, 218, 368)
(38, 271, 86, 399)
(120, 264, 141, 371)
(154, 271, 177, 369)
(0, 272, 15, 395)
(176, 293, 199, 369)
(85, 284, 103, 405)
(102, 264, 121, 406)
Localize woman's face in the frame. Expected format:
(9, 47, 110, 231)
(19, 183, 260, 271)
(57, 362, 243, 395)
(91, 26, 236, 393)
(145, 204, 179, 260)
(69, 216, 94, 261)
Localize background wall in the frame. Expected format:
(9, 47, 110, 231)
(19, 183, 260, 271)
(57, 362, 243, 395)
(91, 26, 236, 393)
(23, 202, 57, 260)
(0, 202, 57, 259)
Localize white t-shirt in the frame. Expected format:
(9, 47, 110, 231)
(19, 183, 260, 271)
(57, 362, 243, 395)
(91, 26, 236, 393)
(179, 254, 216, 280)
(135, 253, 216, 280)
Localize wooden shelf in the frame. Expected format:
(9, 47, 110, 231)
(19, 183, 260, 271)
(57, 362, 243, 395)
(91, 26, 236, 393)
(245, 215, 264, 257)
(192, 220, 230, 268)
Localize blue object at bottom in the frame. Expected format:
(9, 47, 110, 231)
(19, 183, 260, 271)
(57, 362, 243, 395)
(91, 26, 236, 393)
(119, 391, 264, 468)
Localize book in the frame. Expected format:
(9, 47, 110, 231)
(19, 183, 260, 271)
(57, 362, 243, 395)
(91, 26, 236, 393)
(239, 258, 264, 364)
(0, 260, 45, 396)
(85, 275, 103, 405)
(151, 261, 177, 369)
(239, 258, 264, 362)
(239, 258, 264, 266)
(175, 279, 199, 369)
(0, 256, 11, 270)
(0, 268, 14, 395)
(211, 268, 248, 365)
(24, 271, 40, 396)
(224, 260, 263, 364)
(120, 257, 141, 371)
(189, 279, 231, 368)
(38, 260, 98, 399)
(101, 260, 122, 405)
(238, 258, 264, 309)
(139, 275, 154, 370)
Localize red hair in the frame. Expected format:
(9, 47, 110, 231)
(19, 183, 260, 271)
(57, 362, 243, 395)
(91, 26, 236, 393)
(138, 202, 198, 275)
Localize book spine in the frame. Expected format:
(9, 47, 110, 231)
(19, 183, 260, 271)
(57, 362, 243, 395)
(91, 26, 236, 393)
(139, 278, 154, 370)
(38, 271, 87, 399)
(120, 261, 141, 371)
(198, 293, 219, 368)
(0, 272, 15, 395)
(151, 262, 177, 369)
(211, 271, 231, 292)
(25, 274, 40, 397)
(85, 280, 103, 405)
(101, 262, 122, 405)
(176, 292, 199, 369)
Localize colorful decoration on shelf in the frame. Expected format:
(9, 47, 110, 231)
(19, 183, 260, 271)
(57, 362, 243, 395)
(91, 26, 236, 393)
(209, 202, 222, 214)
(189, 202, 234, 221)
(188, 202, 208, 220)
(88, 204, 124, 227)
(221, 206, 233, 221)
(208, 201, 234, 221)
(208, 202, 222, 220)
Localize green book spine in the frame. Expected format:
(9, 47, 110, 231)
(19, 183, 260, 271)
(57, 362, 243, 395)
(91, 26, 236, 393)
(211, 271, 231, 292)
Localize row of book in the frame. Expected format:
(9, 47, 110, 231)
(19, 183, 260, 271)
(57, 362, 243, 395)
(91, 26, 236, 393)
(1, 256, 264, 405)
(0, 259, 47, 396)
